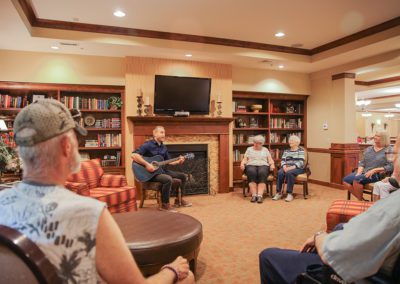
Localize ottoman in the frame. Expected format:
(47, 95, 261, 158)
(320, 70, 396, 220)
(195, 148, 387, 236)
(326, 200, 373, 232)
(113, 210, 203, 276)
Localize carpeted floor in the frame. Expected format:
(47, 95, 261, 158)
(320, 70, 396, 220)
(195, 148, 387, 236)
(140, 183, 345, 284)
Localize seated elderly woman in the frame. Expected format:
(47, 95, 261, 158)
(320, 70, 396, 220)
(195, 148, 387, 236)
(240, 135, 275, 203)
(343, 130, 393, 201)
(272, 135, 305, 202)
(373, 134, 400, 201)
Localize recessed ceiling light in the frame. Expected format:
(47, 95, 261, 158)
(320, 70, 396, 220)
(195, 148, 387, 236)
(395, 103, 400, 108)
(185, 54, 192, 57)
(51, 46, 59, 50)
(275, 32, 285, 37)
(384, 113, 394, 118)
(278, 65, 284, 69)
(113, 10, 126, 17)
(361, 112, 372, 117)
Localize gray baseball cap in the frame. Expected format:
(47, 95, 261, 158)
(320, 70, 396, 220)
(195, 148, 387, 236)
(14, 99, 88, 146)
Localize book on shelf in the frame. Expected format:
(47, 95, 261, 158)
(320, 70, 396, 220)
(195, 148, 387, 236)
(61, 96, 112, 110)
(233, 149, 245, 162)
(270, 149, 282, 160)
(270, 132, 302, 143)
(84, 134, 121, 147)
(94, 118, 121, 129)
(0, 94, 29, 109)
(101, 154, 118, 167)
(270, 118, 302, 128)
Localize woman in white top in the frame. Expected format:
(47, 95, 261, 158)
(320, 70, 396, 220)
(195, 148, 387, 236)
(240, 135, 275, 203)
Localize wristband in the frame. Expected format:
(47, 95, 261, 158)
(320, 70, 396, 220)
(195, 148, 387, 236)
(161, 265, 178, 283)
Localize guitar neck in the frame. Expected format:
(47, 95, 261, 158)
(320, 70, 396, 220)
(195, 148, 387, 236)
(157, 156, 181, 166)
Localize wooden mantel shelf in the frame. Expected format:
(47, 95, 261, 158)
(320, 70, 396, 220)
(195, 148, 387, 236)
(127, 116, 233, 123)
(129, 115, 233, 193)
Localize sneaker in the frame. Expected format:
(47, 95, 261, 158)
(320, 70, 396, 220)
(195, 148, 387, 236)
(250, 195, 257, 203)
(272, 193, 282, 201)
(159, 203, 178, 212)
(257, 196, 263, 203)
(285, 194, 294, 202)
(174, 199, 192, 207)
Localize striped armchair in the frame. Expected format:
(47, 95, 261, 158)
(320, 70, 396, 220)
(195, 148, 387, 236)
(65, 159, 137, 213)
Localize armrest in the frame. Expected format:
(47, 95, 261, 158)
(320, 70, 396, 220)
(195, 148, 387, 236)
(100, 174, 128, 187)
(65, 181, 90, 196)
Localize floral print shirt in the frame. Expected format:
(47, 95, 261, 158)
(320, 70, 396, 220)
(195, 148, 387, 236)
(0, 182, 106, 283)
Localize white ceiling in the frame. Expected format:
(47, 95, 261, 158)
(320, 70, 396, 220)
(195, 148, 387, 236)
(33, 0, 400, 49)
(0, 0, 399, 76)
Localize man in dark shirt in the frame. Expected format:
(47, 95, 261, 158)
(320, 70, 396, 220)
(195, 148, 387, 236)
(132, 126, 192, 211)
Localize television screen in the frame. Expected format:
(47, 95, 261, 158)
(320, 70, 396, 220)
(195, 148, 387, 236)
(154, 75, 211, 115)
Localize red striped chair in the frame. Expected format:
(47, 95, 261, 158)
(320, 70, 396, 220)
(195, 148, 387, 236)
(65, 159, 137, 213)
(326, 199, 373, 232)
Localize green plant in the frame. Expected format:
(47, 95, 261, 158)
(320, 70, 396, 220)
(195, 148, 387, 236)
(108, 96, 122, 110)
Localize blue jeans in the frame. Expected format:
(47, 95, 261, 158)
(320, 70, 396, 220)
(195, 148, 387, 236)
(276, 168, 305, 194)
(259, 224, 344, 284)
(245, 165, 269, 184)
(343, 172, 381, 185)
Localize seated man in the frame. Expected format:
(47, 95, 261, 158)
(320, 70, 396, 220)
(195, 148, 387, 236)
(0, 100, 194, 284)
(132, 126, 192, 211)
(259, 135, 400, 283)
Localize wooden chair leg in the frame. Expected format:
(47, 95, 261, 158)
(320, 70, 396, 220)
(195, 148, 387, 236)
(347, 190, 351, 200)
(140, 186, 145, 208)
(303, 182, 308, 199)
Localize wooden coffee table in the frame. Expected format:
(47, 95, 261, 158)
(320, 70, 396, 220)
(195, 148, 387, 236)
(113, 210, 203, 276)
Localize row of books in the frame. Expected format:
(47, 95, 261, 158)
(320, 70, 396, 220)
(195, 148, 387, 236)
(0, 95, 29, 109)
(233, 134, 267, 144)
(94, 118, 121, 129)
(270, 132, 302, 143)
(100, 152, 122, 167)
(61, 96, 112, 110)
(84, 134, 122, 147)
(270, 149, 283, 160)
(233, 149, 245, 162)
(270, 118, 303, 129)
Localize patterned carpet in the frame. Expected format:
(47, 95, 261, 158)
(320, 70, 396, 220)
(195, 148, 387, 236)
(139, 183, 345, 284)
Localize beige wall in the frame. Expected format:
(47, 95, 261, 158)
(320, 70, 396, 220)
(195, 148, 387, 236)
(0, 49, 125, 85)
(307, 75, 357, 182)
(232, 66, 310, 94)
(356, 113, 399, 138)
(125, 57, 233, 186)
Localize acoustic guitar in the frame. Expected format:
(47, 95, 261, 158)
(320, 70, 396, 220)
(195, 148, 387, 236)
(132, 153, 195, 182)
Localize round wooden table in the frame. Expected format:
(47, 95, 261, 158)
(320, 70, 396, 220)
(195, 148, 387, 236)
(113, 210, 203, 276)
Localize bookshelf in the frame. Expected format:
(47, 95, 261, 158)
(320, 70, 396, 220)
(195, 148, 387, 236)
(232, 91, 308, 185)
(0, 82, 125, 175)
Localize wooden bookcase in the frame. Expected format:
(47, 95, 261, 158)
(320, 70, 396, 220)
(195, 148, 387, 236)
(232, 90, 308, 185)
(0, 81, 126, 175)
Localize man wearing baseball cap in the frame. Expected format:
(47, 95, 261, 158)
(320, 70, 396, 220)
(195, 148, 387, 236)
(0, 99, 193, 284)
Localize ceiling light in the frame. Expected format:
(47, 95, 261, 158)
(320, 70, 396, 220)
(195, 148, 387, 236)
(278, 65, 284, 69)
(185, 54, 192, 57)
(361, 112, 372, 117)
(384, 113, 394, 118)
(51, 46, 59, 50)
(113, 10, 126, 17)
(395, 103, 400, 108)
(356, 100, 371, 106)
(275, 32, 285, 37)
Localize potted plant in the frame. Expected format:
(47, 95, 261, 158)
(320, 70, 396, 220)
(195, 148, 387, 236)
(108, 96, 122, 110)
(0, 133, 21, 175)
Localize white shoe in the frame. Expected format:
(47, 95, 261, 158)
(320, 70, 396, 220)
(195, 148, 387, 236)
(272, 193, 282, 201)
(285, 194, 294, 202)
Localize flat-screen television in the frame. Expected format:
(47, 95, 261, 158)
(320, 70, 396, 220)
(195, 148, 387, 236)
(154, 75, 211, 115)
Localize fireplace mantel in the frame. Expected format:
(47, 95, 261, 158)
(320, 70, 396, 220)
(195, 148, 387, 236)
(128, 116, 233, 193)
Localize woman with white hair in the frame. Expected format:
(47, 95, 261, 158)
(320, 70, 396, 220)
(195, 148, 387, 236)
(240, 135, 275, 203)
(272, 135, 305, 202)
(343, 130, 393, 201)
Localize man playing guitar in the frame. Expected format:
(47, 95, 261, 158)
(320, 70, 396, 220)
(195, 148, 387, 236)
(132, 126, 192, 211)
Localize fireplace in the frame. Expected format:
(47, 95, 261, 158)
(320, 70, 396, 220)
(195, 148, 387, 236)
(128, 116, 233, 196)
(165, 144, 209, 195)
